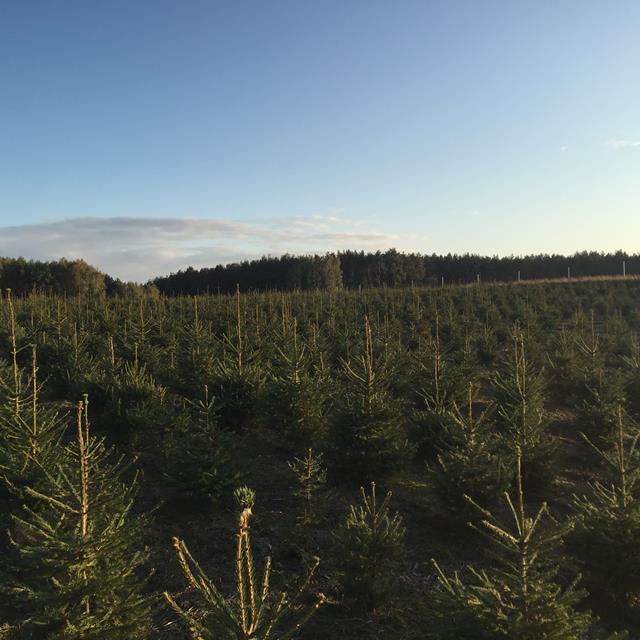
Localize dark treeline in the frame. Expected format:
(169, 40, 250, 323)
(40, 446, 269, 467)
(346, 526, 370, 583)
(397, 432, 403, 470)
(2, 250, 638, 297)
(0, 257, 158, 297)
(152, 253, 344, 294)
(152, 249, 639, 294)
(424, 249, 635, 284)
(0, 257, 106, 295)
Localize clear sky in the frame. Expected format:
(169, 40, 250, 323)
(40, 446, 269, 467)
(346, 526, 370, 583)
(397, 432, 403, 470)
(1, 1, 639, 281)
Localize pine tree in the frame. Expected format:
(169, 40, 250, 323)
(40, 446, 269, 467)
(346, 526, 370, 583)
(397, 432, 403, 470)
(0, 346, 66, 501)
(0, 291, 25, 399)
(492, 329, 557, 489)
(427, 383, 511, 521)
(426, 451, 592, 640)
(547, 326, 580, 402)
(414, 311, 450, 409)
(569, 405, 640, 625)
(334, 482, 405, 610)
(622, 333, 640, 418)
(167, 385, 238, 502)
(265, 319, 329, 448)
(2, 398, 153, 639)
(0, 290, 31, 419)
(174, 297, 217, 394)
(213, 286, 264, 432)
(288, 448, 327, 528)
(104, 348, 164, 443)
(47, 320, 102, 400)
(164, 486, 326, 639)
(331, 317, 409, 482)
(409, 311, 461, 459)
(574, 370, 626, 442)
(574, 311, 605, 391)
(568, 312, 627, 438)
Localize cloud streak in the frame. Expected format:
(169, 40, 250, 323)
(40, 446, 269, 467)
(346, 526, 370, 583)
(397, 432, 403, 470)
(607, 139, 640, 149)
(0, 215, 426, 282)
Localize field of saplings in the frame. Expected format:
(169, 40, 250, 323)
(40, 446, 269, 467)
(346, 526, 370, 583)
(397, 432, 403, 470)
(2, 279, 640, 639)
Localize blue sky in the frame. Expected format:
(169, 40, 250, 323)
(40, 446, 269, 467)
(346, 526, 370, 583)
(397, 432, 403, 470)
(1, 1, 639, 280)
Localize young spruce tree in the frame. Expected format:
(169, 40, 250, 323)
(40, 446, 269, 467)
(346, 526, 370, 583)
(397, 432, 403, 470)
(0, 346, 66, 501)
(492, 329, 557, 489)
(331, 317, 409, 482)
(409, 311, 460, 459)
(288, 448, 327, 529)
(427, 382, 511, 522)
(265, 319, 329, 448)
(335, 482, 405, 611)
(167, 385, 238, 502)
(213, 286, 264, 432)
(2, 397, 153, 639)
(569, 405, 640, 625)
(426, 450, 592, 640)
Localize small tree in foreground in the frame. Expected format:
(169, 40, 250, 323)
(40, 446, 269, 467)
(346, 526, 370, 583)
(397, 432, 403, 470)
(164, 486, 326, 639)
(426, 451, 592, 640)
(569, 406, 640, 624)
(2, 398, 153, 639)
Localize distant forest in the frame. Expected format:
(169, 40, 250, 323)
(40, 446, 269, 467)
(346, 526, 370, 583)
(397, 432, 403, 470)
(0, 250, 638, 296)
(152, 249, 638, 294)
(0, 257, 156, 297)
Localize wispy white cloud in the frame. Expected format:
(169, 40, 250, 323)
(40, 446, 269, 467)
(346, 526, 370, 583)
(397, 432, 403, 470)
(560, 146, 568, 152)
(0, 214, 426, 282)
(606, 139, 640, 150)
